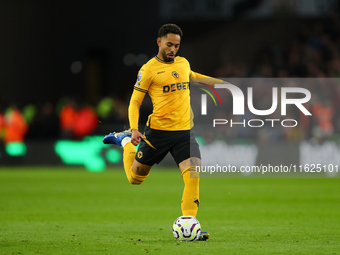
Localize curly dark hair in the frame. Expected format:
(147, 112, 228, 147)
(158, 23, 183, 38)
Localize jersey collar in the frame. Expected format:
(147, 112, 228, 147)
(155, 56, 175, 64)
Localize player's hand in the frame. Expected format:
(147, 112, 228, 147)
(131, 129, 145, 146)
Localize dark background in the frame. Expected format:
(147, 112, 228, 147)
(3, 0, 337, 107)
(0, 1, 162, 106)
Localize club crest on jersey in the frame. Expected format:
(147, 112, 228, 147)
(137, 72, 142, 82)
(137, 151, 143, 158)
(172, 71, 179, 79)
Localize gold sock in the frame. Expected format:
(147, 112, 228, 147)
(123, 142, 148, 185)
(129, 170, 148, 185)
(181, 167, 200, 217)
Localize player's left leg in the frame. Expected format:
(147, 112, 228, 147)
(178, 157, 200, 217)
(172, 130, 201, 217)
(174, 130, 209, 241)
(179, 157, 209, 241)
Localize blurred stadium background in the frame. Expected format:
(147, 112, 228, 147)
(1, 0, 340, 172)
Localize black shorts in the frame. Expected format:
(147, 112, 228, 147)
(135, 126, 201, 166)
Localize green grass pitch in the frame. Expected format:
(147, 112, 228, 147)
(0, 167, 339, 254)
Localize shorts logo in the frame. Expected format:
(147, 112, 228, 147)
(172, 71, 179, 79)
(137, 72, 142, 82)
(137, 151, 143, 158)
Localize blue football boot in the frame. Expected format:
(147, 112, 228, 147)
(102, 129, 132, 146)
(198, 232, 210, 241)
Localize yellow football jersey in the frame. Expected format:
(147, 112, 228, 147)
(129, 56, 219, 131)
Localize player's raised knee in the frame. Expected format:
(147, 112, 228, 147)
(127, 171, 148, 185)
(127, 176, 143, 185)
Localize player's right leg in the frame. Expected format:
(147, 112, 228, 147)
(103, 130, 151, 184)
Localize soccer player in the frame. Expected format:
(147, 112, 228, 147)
(104, 23, 223, 241)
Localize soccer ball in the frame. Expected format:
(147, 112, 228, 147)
(172, 215, 201, 241)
